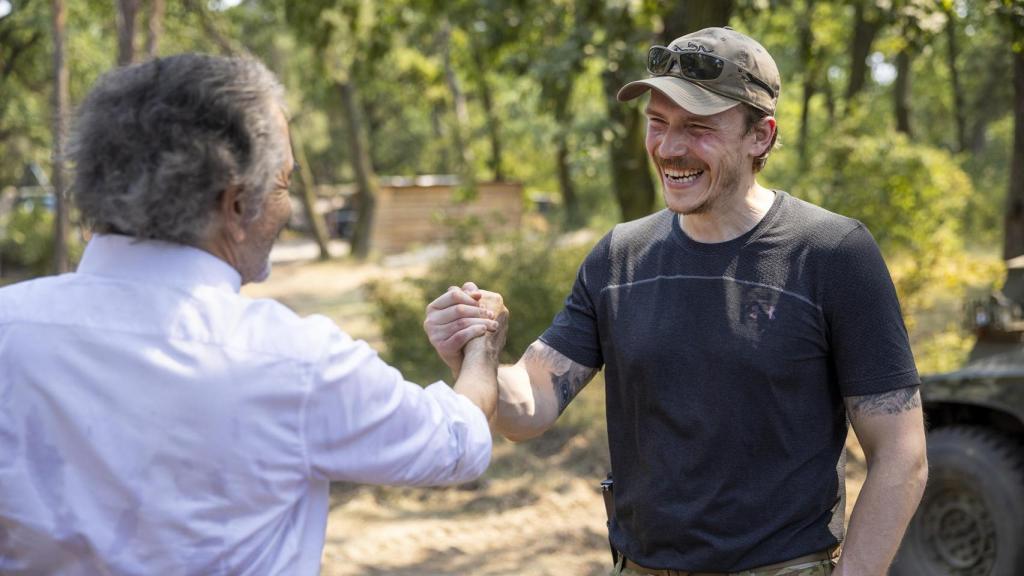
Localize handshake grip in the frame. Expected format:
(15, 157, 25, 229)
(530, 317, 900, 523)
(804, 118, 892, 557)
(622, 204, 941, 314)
(464, 291, 509, 360)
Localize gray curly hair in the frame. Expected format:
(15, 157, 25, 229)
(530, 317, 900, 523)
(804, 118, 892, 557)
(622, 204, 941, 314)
(68, 53, 287, 245)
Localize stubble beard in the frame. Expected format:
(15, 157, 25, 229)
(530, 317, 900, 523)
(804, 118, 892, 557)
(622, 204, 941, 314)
(663, 158, 745, 215)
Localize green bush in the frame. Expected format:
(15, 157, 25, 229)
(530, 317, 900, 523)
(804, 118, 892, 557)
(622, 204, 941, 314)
(0, 203, 83, 276)
(368, 224, 593, 385)
(815, 134, 971, 256)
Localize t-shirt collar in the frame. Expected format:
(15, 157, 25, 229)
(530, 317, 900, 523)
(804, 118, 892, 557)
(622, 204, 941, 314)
(671, 190, 785, 254)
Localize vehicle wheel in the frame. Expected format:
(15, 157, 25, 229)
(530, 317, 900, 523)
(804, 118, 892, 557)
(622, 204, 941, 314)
(891, 426, 1024, 576)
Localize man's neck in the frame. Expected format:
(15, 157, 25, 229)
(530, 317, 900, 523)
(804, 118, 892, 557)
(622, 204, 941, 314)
(198, 224, 251, 285)
(678, 182, 775, 244)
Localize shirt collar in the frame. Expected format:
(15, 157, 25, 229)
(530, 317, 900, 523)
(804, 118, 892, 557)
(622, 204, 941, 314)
(76, 234, 242, 293)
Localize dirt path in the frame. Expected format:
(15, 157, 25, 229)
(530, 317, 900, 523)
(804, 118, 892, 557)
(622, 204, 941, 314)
(244, 253, 866, 576)
(320, 450, 610, 576)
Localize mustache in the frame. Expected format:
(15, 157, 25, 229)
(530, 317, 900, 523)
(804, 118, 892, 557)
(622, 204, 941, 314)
(653, 155, 706, 172)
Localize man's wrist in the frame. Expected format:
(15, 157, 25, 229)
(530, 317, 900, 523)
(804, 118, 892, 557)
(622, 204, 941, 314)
(445, 355, 463, 378)
(463, 343, 498, 364)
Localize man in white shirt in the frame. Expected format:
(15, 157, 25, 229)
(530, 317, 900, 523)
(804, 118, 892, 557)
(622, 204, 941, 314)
(0, 54, 506, 575)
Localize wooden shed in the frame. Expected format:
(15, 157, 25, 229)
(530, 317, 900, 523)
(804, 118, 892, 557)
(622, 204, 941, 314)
(369, 177, 523, 254)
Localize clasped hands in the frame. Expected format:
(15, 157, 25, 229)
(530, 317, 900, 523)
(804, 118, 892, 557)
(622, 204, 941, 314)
(424, 282, 509, 376)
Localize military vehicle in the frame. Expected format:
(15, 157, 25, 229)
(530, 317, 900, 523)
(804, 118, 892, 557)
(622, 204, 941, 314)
(891, 259, 1024, 576)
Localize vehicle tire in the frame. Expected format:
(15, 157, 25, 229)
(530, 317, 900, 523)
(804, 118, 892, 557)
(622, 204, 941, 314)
(891, 426, 1024, 576)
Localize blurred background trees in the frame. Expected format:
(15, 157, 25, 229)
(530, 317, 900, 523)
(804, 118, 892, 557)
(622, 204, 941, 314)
(0, 0, 1021, 373)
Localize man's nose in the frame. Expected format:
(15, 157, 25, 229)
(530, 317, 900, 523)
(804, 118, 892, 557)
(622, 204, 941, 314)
(658, 130, 690, 158)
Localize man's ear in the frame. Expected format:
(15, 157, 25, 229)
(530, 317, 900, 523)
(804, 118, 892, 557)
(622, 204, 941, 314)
(218, 184, 247, 243)
(749, 116, 777, 159)
(749, 115, 778, 155)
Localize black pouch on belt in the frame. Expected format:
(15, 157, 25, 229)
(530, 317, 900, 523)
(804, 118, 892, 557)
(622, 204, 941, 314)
(600, 473, 617, 564)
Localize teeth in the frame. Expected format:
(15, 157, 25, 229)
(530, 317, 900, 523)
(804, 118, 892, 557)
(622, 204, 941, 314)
(665, 168, 703, 182)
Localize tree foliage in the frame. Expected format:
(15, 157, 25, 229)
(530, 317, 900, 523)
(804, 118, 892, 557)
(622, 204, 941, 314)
(0, 0, 1019, 369)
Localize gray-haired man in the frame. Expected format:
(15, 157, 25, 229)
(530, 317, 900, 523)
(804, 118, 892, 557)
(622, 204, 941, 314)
(0, 54, 506, 574)
(426, 27, 927, 575)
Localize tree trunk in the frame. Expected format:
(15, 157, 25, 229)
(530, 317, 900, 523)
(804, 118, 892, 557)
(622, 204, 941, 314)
(602, 66, 656, 222)
(846, 0, 883, 104)
(441, 21, 476, 196)
(145, 0, 164, 60)
(894, 48, 912, 137)
(797, 0, 816, 169)
(290, 126, 332, 260)
(117, 0, 139, 66)
(552, 94, 581, 229)
(430, 103, 450, 174)
(337, 80, 377, 260)
(824, 75, 836, 125)
(555, 128, 580, 229)
(51, 0, 69, 273)
(471, 46, 503, 182)
(601, 6, 656, 222)
(1003, 47, 1024, 260)
(945, 9, 966, 151)
(661, 0, 735, 43)
(968, 62, 1008, 154)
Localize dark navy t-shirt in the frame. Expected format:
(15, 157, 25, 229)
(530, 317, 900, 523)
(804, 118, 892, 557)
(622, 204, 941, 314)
(539, 191, 919, 572)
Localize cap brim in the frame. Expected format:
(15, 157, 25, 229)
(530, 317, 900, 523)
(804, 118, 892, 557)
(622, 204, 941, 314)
(617, 77, 740, 116)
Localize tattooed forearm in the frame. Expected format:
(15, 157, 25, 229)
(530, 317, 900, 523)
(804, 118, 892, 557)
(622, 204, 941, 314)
(552, 367, 593, 414)
(846, 386, 921, 417)
(522, 342, 598, 415)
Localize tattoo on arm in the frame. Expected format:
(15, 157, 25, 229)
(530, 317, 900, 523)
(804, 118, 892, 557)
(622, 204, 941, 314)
(522, 343, 598, 415)
(847, 386, 921, 417)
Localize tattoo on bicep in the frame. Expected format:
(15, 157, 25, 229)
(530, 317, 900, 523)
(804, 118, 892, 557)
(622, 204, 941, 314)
(847, 386, 921, 417)
(523, 343, 598, 415)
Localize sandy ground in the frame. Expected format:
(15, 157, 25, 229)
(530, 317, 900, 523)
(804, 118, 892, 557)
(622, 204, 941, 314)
(244, 246, 867, 576)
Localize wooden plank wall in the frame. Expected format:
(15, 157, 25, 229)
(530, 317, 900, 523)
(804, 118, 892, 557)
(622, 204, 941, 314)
(370, 182, 523, 254)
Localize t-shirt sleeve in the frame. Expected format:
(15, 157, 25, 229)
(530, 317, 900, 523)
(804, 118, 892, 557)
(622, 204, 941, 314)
(538, 235, 608, 369)
(302, 327, 491, 485)
(824, 223, 920, 396)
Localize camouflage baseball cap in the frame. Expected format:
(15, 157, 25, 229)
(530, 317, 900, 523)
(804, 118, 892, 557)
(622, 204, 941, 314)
(617, 27, 780, 116)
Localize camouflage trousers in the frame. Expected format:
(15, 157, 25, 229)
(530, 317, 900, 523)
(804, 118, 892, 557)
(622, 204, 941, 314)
(611, 556, 834, 576)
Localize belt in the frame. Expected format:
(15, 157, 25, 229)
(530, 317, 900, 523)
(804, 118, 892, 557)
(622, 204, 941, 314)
(621, 549, 835, 576)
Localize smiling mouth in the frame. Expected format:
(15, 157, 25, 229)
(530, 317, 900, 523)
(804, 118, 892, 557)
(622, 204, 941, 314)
(664, 167, 704, 184)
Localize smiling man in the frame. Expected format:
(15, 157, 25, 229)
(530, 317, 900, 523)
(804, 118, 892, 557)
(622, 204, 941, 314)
(0, 54, 507, 575)
(425, 27, 927, 576)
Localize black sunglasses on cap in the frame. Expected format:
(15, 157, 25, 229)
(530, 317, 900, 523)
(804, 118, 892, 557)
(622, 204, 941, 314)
(647, 46, 777, 99)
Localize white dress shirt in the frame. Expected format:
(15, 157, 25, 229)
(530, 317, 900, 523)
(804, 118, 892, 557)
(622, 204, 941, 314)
(0, 234, 491, 575)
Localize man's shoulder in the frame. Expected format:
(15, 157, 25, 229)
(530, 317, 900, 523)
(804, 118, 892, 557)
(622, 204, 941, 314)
(229, 294, 340, 361)
(0, 274, 76, 321)
(604, 209, 674, 260)
(779, 191, 859, 227)
(775, 191, 863, 248)
(610, 209, 674, 245)
(0, 273, 341, 364)
(574, 210, 673, 281)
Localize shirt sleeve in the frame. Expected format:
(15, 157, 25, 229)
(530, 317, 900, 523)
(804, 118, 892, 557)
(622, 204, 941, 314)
(538, 235, 609, 369)
(302, 327, 491, 485)
(823, 224, 920, 396)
